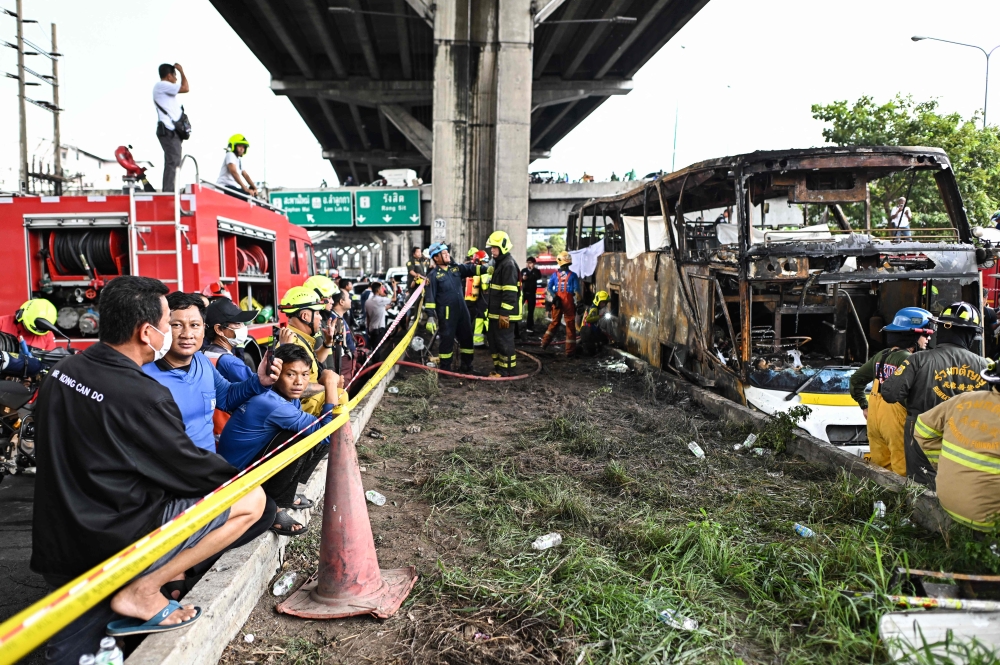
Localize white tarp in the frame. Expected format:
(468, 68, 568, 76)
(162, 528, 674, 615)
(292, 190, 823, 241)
(568, 240, 605, 278)
(622, 215, 671, 259)
(717, 223, 833, 245)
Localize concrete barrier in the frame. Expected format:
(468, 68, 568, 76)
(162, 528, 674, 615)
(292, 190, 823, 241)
(125, 366, 398, 665)
(611, 350, 950, 534)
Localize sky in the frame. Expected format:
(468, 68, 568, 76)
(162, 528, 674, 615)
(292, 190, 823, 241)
(2, 0, 1000, 191)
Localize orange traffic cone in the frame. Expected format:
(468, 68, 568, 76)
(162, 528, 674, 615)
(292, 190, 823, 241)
(276, 409, 417, 619)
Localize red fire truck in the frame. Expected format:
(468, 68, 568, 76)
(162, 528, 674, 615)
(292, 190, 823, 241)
(0, 183, 316, 364)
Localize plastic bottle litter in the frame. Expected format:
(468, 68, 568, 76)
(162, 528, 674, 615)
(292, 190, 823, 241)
(874, 501, 887, 519)
(244, 634, 255, 643)
(406, 424, 422, 434)
(752, 448, 768, 456)
(793, 523, 815, 538)
(365, 490, 387, 506)
(272, 571, 298, 596)
(734, 433, 757, 451)
(531, 533, 562, 550)
(687, 441, 705, 459)
(657, 609, 698, 631)
(78, 656, 96, 665)
(95, 637, 123, 665)
(387, 386, 399, 394)
(767, 471, 784, 478)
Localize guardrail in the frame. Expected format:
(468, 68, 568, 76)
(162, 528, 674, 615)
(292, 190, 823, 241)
(0, 285, 424, 665)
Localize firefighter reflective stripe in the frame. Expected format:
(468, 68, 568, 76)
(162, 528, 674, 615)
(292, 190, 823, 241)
(440, 351, 453, 359)
(941, 440, 1000, 475)
(926, 449, 941, 465)
(501, 303, 514, 310)
(460, 347, 474, 355)
(487, 311, 522, 320)
(943, 506, 997, 531)
(445, 306, 450, 319)
(489, 284, 519, 291)
(425, 302, 436, 309)
(914, 416, 943, 440)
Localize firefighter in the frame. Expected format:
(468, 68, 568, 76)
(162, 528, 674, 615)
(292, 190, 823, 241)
(278, 286, 333, 415)
(464, 249, 487, 346)
(913, 364, 1000, 531)
(304, 274, 339, 308)
(541, 251, 580, 356)
(483, 231, 521, 377)
(580, 290, 612, 356)
(848, 307, 935, 477)
(0, 298, 58, 350)
(424, 243, 480, 374)
(880, 301, 991, 488)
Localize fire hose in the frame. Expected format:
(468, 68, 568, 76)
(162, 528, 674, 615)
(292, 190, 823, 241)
(349, 347, 543, 383)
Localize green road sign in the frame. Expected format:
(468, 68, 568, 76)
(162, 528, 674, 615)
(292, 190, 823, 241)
(354, 189, 421, 226)
(270, 191, 353, 227)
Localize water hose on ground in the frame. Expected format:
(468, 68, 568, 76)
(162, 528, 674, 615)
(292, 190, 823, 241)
(349, 348, 543, 383)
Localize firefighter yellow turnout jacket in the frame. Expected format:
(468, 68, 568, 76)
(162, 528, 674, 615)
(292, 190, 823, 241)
(913, 388, 1000, 530)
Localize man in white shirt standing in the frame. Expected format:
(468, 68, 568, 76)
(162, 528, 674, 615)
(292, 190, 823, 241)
(216, 134, 257, 199)
(153, 63, 189, 193)
(889, 196, 912, 240)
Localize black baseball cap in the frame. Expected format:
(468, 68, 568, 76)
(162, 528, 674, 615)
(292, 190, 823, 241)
(206, 299, 256, 328)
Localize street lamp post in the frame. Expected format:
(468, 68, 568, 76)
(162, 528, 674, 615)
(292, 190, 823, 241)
(912, 35, 1000, 128)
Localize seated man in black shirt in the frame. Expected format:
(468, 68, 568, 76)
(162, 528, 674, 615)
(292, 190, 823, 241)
(32, 276, 266, 657)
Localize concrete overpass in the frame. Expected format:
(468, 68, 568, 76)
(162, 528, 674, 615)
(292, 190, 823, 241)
(210, 0, 708, 263)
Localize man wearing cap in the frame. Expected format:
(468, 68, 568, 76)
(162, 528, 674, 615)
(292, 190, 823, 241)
(204, 298, 259, 382)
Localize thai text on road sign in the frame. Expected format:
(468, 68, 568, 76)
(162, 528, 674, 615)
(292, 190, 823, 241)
(270, 191, 353, 227)
(354, 189, 421, 226)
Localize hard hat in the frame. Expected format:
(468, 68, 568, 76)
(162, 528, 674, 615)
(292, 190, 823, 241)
(473, 249, 488, 264)
(227, 134, 250, 153)
(16, 298, 57, 336)
(303, 274, 337, 299)
(279, 286, 324, 313)
(593, 290, 610, 306)
(202, 281, 233, 301)
(931, 301, 983, 332)
(882, 307, 935, 334)
(982, 362, 1000, 385)
(240, 296, 263, 312)
(485, 230, 512, 255)
(428, 242, 448, 259)
(556, 250, 572, 266)
(467, 247, 479, 258)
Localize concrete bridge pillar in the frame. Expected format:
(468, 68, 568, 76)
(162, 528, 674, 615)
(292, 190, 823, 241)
(431, 0, 532, 266)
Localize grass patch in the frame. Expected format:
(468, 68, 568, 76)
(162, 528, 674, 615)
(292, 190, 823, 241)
(395, 369, 439, 398)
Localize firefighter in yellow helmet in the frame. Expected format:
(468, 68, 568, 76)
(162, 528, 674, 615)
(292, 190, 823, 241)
(541, 251, 580, 356)
(278, 286, 331, 415)
(913, 364, 1000, 531)
(217, 133, 258, 199)
(580, 290, 612, 356)
(484, 231, 521, 377)
(1, 298, 58, 350)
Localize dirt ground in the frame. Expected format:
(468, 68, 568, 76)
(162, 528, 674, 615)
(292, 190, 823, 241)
(217, 341, 994, 665)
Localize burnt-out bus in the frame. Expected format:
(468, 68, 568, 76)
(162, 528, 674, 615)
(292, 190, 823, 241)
(567, 147, 992, 455)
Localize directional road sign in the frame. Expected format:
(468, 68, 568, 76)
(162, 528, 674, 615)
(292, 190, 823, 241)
(354, 189, 421, 226)
(270, 191, 353, 227)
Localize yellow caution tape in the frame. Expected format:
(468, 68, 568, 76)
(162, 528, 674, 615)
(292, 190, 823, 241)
(0, 294, 424, 664)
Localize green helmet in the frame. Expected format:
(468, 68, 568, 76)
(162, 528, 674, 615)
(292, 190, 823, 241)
(227, 134, 250, 153)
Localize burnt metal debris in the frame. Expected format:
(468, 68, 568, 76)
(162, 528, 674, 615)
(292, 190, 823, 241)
(567, 147, 993, 449)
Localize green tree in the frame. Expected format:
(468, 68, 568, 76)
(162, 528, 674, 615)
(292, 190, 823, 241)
(811, 95, 1000, 228)
(527, 231, 565, 258)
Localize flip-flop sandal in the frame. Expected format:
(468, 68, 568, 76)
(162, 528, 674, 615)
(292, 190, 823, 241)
(106, 600, 202, 637)
(293, 494, 315, 509)
(269, 509, 309, 537)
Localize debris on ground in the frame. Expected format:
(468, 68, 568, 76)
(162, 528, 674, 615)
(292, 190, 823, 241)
(271, 572, 297, 596)
(406, 424, 421, 434)
(794, 523, 816, 538)
(387, 386, 399, 394)
(687, 441, 705, 458)
(364, 490, 386, 506)
(530, 533, 562, 551)
(367, 429, 387, 440)
(657, 609, 699, 631)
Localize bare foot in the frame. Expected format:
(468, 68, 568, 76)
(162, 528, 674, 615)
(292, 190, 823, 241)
(110, 582, 197, 625)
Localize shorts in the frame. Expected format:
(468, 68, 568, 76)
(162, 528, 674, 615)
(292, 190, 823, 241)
(143, 497, 231, 576)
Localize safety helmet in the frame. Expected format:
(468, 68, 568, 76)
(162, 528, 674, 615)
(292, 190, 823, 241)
(982, 362, 1000, 386)
(882, 307, 935, 335)
(932, 301, 983, 332)
(279, 286, 324, 313)
(15, 298, 57, 336)
(227, 134, 250, 153)
(303, 274, 338, 300)
(240, 296, 263, 312)
(467, 247, 479, 258)
(202, 281, 233, 301)
(474, 249, 488, 264)
(556, 250, 572, 266)
(991, 211, 1000, 225)
(485, 230, 512, 255)
(428, 242, 448, 259)
(593, 290, 610, 307)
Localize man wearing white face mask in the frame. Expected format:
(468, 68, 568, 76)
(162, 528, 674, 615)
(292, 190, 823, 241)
(204, 298, 259, 382)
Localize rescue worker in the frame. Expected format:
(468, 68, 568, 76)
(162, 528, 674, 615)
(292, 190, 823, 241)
(278, 286, 334, 415)
(475, 250, 491, 348)
(913, 365, 1000, 531)
(483, 231, 521, 377)
(580, 290, 612, 356)
(848, 307, 935, 477)
(464, 249, 488, 347)
(217, 134, 258, 199)
(881, 301, 990, 488)
(424, 243, 481, 374)
(304, 274, 339, 310)
(541, 251, 580, 356)
(0, 298, 58, 350)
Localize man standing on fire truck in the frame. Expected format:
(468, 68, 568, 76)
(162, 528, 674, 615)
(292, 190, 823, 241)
(153, 63, 189, 193)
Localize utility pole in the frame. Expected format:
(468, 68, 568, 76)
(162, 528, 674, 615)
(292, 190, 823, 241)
(50, 22, 60, 194)
(16, 0, 28, 192)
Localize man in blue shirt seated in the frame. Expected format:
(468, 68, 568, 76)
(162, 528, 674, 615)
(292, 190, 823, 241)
(144, 292, 282, 453)
(218, 344, 342, 535)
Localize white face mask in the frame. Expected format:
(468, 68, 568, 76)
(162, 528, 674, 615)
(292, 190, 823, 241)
(147, 325, 172, 362)
(231, 325, 249, 348)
